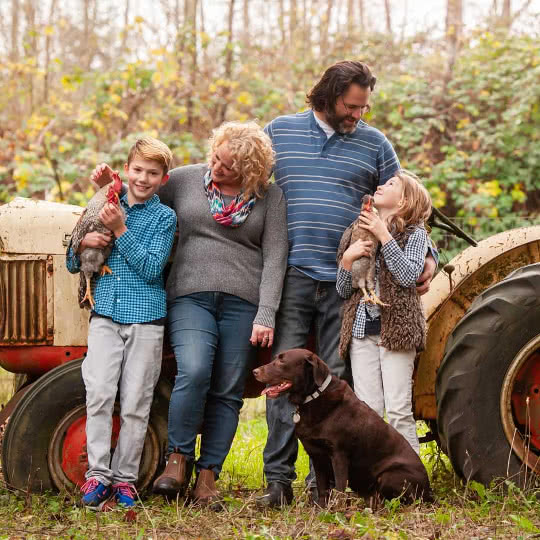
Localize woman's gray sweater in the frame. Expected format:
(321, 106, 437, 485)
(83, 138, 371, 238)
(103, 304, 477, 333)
(158, 164, 288, 328)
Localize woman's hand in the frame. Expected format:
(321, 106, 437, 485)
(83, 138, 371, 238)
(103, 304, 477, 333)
(358, 210, 392, 244)
(77, 231, 112, 253)
(99, 203, 127, 237)
(250, 324, 274, 348)
(341, 239, 373, 271)
(90, 163, 115, 189)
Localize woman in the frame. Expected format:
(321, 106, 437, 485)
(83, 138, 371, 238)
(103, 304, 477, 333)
(152, 121, 288, 507)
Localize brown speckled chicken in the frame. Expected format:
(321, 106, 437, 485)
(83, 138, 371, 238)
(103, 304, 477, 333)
(349, 194, 385, 305)
(69, 171, 124, 309)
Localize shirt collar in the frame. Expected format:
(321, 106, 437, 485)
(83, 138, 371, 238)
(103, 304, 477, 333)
(120, 193, 159, 209)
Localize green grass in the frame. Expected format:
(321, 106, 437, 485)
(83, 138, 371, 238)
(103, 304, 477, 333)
(0, 396, 539, 539)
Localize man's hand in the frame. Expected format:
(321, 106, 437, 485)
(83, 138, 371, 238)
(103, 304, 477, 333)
(416, 254, 437, 295)
(90, 163, 115, 189)
(250, 324, 274, 348)
(341, 239, 373, 271)
(77, 231, 112, 253)
(99, 203, 126, 238)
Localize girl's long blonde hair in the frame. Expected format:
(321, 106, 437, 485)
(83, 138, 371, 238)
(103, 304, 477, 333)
(207, 121, 275, 199)
(386, 169, 432, 233)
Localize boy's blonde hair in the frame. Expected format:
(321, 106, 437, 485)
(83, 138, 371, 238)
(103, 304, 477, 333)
(127, 137, 173, 175)
(207, 121, 275, 199)
(387, 169, 432, 233)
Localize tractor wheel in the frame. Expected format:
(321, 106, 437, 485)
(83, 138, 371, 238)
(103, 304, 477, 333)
(2, 358, 170, 493)
(436, 263, 540, 486)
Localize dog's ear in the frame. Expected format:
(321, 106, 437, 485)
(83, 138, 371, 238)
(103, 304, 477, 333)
(304, 352, 330, 386)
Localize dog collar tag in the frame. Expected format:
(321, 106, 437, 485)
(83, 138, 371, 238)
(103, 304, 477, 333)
(293, 411, 301, 423)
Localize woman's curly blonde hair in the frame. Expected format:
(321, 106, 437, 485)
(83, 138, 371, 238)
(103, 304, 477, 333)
(387, 169, 432, 233)
(207, 121, 275, 199)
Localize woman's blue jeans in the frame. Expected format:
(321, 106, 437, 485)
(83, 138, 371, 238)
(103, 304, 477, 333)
(166, 292, 257, 475)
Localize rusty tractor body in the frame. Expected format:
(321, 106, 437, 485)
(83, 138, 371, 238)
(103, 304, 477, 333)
(0, 197, 539, 492)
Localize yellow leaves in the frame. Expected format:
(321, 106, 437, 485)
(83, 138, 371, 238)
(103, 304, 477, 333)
(44, 26, 54, 36)
(511, 185, 526, 203)
(488, 206, 499, 217)
(477, 180, 502, 198)
(236, 91, 253, 106)
(13, 163, 33, 189)
(134, 16, 145, 24)
(428, 186, 447, 209)
(457, 117, 470, 129)
(152, 71, 163, 85)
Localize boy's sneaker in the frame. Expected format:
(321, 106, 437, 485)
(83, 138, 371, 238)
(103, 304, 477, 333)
(113, 482, 137, 507)
(81, 478, 112, 509)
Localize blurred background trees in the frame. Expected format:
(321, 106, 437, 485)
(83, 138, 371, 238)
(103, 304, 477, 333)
(0, 0, 538, 258)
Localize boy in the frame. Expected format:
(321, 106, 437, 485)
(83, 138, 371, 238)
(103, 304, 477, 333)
(66, 137, 177, 509)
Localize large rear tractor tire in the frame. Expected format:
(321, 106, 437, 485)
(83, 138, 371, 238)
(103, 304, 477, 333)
(436, 263, 540, 486)
(2, 358, 170, 493)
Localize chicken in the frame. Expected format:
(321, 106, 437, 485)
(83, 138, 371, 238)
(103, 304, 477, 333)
(69, 171, 124, 309)
(349, 194, 386, 306)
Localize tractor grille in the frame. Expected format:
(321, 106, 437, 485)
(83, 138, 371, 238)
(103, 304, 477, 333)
(0, 259, 49, 344)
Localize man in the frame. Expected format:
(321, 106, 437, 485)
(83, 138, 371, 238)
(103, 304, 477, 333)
(257, 61, 437, 508)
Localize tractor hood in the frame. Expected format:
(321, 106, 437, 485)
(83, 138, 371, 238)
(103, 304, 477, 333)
(0, 197, 83, 255)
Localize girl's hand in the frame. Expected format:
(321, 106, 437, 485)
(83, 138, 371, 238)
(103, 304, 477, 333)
(358, 210, 393, 244)
(99, 203, 126, 237)
(341, 239, 373, 270)
(78, 231, 112, 253)
(90, 163, 115, 189)
(250, 324, 274, 348)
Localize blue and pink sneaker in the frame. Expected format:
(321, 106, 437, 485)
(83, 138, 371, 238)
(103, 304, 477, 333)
(81, 478, 112, 509)
(113, 482, 137, 507)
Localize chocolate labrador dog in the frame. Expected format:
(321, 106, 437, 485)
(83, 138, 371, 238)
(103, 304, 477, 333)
(253, 348, 433, 506)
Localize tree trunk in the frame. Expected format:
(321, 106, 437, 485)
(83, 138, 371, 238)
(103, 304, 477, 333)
(278, 0, 286, 44)
(347, 0, 355, 37)
(23, 0, 37, 113)
(10, 0, 20, 61)
(219, 0, 235, 124)
(43, 0, 58, 102)
(445, 0, 463, 80)
(121, 0, 130, 50)
(290, 0, 297, 43)
(502, 0, 511, 20)
(384, 0, 392, 35)
(186, 0, 198, 129)
(358, 0, 365, 29)
(242, 0, 249, 46)
(320, 0, 334, 55)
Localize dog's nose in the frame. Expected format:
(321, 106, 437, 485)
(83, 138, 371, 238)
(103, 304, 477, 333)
(253, 368, 260, 377)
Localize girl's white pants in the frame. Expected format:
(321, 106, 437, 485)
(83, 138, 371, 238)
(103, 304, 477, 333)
(350, 335, 420, 454)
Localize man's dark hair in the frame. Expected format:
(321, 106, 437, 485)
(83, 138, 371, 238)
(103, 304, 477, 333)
(307, 61, 376, 112)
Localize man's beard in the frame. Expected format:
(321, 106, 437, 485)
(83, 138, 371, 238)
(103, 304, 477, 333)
(325, 107, 358, 134)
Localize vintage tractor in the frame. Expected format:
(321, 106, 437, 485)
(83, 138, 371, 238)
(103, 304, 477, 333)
(0, 197, 539, 493)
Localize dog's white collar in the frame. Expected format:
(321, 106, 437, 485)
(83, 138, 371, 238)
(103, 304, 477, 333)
(302, 373, 333, 404)
(293, 373, 332, 424)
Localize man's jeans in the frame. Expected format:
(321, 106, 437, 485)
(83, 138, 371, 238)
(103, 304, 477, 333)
(166, 292, 257, 475)
(82, 316, 164, 486)
(263, 267, 349, 486)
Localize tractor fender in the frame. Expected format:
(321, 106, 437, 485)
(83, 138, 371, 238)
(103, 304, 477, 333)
(415, 225, 540, 420)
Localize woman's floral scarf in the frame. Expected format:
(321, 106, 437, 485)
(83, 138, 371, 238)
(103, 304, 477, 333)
(204, 170, 256, 227)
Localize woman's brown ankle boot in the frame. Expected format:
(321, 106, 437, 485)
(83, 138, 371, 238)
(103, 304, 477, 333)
(152, 453, 192, 498)
(192, 469, 223, 510)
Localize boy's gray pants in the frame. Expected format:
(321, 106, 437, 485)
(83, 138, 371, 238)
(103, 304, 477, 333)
(82, 316, 163, 486)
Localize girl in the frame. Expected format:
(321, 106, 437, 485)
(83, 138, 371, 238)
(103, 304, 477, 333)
(336, 170, 432, 454)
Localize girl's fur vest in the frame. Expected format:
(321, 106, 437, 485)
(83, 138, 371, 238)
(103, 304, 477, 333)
(337, 225, 427, 360)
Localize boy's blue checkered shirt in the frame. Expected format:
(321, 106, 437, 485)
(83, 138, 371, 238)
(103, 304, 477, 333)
(66, 193, 177, 324)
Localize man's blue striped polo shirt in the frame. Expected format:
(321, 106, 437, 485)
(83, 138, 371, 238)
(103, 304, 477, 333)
(265, 110, 400, 282)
